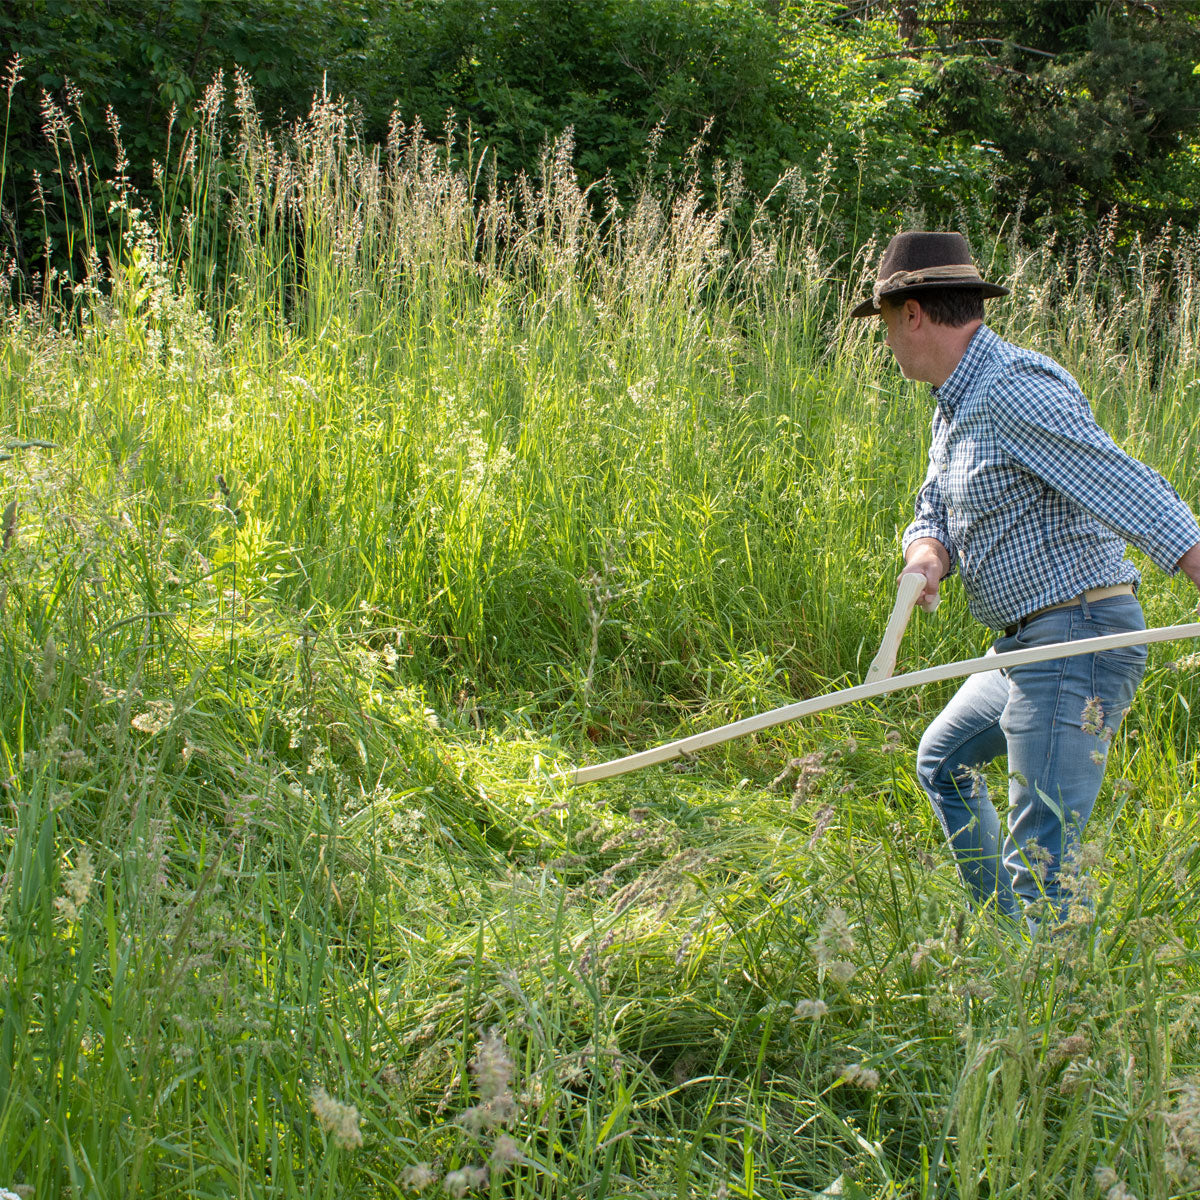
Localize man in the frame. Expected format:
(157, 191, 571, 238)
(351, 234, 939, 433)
(851, 230, 1200, 926)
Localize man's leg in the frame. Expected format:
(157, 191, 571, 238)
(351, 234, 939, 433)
(997, 597, 1147, 925)
(915, 662, 1017, 917)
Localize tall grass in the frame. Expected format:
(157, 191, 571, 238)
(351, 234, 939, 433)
(2, 69, 1199, 1198)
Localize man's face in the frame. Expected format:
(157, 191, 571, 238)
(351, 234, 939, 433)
(880, 298, 923, 381)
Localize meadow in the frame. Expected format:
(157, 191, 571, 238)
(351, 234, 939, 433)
(2, 76, 1200, 1199)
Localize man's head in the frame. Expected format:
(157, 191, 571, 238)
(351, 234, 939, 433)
(849, 231, 1006, 320)
(853, 231, 1006, 386)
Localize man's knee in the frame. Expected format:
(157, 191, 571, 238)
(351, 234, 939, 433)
(915, 726, 959, 796)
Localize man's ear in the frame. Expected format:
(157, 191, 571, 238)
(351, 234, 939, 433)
(903, 297, 924, 327)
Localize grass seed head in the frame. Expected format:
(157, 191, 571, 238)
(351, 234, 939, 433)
(311, 1086, 363, 1150)
(813, 906, 855, 965)
(1081, 697, 1105, 737)
(793, 998, 828, 1019)
(490, 1133, 522, 1171)
(443, 1166, 488, 1196)
(400, 1163, 438, 1192)
(840, 1063, 880, 1090)
(55, 846, 94, 921)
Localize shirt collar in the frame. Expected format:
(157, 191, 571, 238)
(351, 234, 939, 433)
(930, 324, 998, 415)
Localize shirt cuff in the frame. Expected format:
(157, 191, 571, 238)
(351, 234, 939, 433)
(1136, 517, 1200, 576)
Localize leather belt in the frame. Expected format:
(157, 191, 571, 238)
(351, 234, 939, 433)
(1003, 583, 1136, 638)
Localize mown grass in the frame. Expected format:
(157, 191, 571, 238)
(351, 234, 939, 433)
(1, 72, 1199, 1199)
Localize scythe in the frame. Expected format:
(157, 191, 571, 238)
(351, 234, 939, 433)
(570, 613, 1200, 786)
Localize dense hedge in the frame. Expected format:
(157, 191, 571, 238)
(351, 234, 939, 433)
(3, 0, 1199, 286)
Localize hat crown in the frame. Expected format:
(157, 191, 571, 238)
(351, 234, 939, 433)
(877, 231, 977, 278)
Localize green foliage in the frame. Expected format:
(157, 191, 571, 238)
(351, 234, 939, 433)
(4, 0, 1200, 303)
(348, 0, 804, 197)
(0, 0, 370, 275)
(899, 0, 1200, 232)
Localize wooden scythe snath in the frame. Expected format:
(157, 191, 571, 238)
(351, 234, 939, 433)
(570, 617, 1200, 787)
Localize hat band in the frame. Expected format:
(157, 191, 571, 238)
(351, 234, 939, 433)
(872, 264, 983, 306)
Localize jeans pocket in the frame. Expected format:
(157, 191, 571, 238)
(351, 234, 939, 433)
(1094, 641, 1148, 683)
(1078, 600, 1147, 683)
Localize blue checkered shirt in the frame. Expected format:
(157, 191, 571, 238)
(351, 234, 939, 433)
(902, 325, 1200, 630)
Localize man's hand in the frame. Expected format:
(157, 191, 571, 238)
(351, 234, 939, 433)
(903, 537, 951, 612)
(1177, 541, 1200, 613)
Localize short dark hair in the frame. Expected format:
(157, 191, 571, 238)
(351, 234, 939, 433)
(882, 288, 984, 327)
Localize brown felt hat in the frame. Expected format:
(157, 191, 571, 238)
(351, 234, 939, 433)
(849, 231, 1008, 319)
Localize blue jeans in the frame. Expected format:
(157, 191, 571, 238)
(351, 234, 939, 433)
(915, 594, 1147, 924)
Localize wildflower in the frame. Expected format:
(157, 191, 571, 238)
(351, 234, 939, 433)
(881, 729, 904, 754)
(55, 847, 94, 921)
(793, 999, 828, 1020)
(839, 1063, 880, 1090)
(311, 1086, 363, 1150)
(400, 1163, 438, 1191)
(1051, 1032, 1090, 1065)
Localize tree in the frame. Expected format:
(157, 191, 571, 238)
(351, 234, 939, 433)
(847, 0, 1200, 232)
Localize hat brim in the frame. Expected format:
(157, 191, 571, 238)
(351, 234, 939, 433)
(849, 279, 1010, 319)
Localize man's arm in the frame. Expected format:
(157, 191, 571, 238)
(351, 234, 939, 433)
(1178, 542, 1200, 611)
(994, 362, 1200, 577)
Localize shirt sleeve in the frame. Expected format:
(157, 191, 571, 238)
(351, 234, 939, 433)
(902, 446, 959, 571)
(989, 360, 1200, 574)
